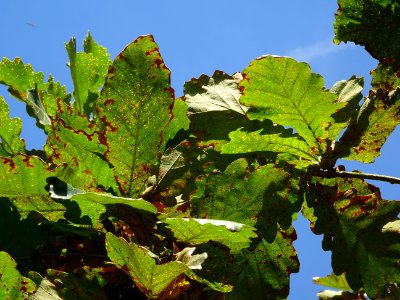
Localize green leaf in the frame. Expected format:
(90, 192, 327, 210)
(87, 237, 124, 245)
(304, 177, 400, 298)
(0, 154, 65, 221)
(69, 192, 157, 228)
(0, 251, 36, 299)
(313, 272, 352, 291)
(0, 57, 44, 101)
(338, 65, 400, 163)
(334, 0, 400, 63)
(0, 96, 25, 156)
(228, 227, 299, 300)
(162, 218, 257, 254)
(0, 58, 70, 130)
(185, 71, 248, 115)
(191, 158, 301, 242)
(66, 33, 111, 115)
(161, 97, 190, 151)
(239, 56, 342, 155)
(222, 127, 318, 165)
(105, 232, 188, 298)
(328, 76, 364, 138)
(44, 103, 116, 193)
(97, 35, 174, 197)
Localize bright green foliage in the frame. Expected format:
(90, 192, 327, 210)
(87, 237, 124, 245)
(0, 96, 25, 156)
(105, 233, 188, 299)
(0, 252, 36, 299)
(66, 33, 111, 115)
(239, 56, 344, 156)
(97, 35, 174, 197)
(0, 4, 399, 298)
(313, 272, 352, 291)
(0, 154, 65, 221)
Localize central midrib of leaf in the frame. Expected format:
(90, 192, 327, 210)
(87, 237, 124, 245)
(128, 95, 145, 197)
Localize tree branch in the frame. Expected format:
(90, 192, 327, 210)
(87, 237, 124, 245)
(315, 169, 400, 185)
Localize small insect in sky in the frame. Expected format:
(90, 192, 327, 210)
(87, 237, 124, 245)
(25, 22, 37, 27)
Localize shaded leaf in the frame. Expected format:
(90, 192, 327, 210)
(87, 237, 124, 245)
(97, 35, 174, 197)
(28, 270, 108, 300)
(105, 233, 188, 298)
(334, 0, 400, 63)
(239, 56, 342, 155)
(66, 33, 111, 115)
(0, 251, 36, 299)
(304, 177, 400, 298)
(228, 227, 299, 300)
(191, 158, 301, 242)
(0, 96, 25, 156)
(161, 97, 190, 150)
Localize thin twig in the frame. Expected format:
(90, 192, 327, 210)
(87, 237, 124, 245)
(315, 169, 400, 185)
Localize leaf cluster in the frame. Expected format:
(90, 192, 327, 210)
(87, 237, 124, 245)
(0, 2, 399, 299)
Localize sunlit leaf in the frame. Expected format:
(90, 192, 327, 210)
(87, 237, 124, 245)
(66, 33, 111, 115)
(0, 96, 25, 156)
(0, 251, 36, 299)
(313, 272, 352, 291)
(0, 154, 65, 221)
(97, 35, 174, 197)
(105, 233, 188, 298)
(239, 56, 343, 155)
(339, 65, 400, 163)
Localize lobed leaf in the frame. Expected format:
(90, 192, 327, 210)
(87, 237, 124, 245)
(334, 0, 400, 63)
(105, 233, 188, 298)
(338, 65, 400, 163)
(185, 71, 248, 115)
(304, 177, 400, 298)
(0, 96, 25, 156)
(191, 158, 301, 242)
(66, 33, 111, 115)
(97, 35, 174, 197)
(44, 102, 117, 193)
(239, 56, 343, 155)
(228, 227, 299, 300)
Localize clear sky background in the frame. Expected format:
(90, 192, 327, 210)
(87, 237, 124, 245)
(1, 1, 399, 299)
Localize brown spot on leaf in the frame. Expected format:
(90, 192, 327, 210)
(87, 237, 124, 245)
(104, 98, 115, 106)
(2, 158, 16, 171)
(22, 155, 34, 168)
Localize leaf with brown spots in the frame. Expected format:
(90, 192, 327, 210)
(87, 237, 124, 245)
(0, 251, 36, 299)
(97, 35, 174, 197)
(303, 177, 400, 298)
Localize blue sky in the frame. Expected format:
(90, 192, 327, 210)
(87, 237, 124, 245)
(1, 1, 399, 298)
